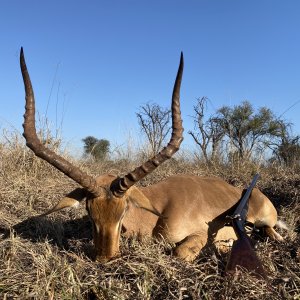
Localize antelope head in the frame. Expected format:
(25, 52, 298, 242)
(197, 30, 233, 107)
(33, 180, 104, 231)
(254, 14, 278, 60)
(20, 48, 184, 262)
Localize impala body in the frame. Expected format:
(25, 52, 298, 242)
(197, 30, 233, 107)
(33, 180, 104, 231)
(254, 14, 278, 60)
(20, 48, 283, 263)
(61, 174, 282, 262)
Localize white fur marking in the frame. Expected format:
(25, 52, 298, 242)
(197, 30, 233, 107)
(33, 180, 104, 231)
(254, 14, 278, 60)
(276, 220, 289, 231)
(94, 223, 100, 233)
(71, 201, 80, 209)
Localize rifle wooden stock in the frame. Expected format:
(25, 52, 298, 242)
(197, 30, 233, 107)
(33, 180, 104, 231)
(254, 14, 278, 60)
(225, 221, 267, 279)
(225, 174, 267, 279)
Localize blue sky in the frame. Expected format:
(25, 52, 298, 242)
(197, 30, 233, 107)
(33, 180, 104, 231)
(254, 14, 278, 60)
(1, 1, 300, 154)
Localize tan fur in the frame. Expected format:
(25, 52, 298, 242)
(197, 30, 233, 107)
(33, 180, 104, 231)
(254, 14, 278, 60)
(48, 174, 283, 262)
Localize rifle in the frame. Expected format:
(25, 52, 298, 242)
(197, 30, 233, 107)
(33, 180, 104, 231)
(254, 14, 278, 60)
(225, 174, 267, 279)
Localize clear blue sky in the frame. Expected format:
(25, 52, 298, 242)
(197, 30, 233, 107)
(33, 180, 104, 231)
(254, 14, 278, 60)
(1, 1, 300, 154)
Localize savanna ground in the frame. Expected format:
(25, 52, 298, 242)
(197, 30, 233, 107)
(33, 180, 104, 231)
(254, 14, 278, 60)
(0, 132, 299, 299)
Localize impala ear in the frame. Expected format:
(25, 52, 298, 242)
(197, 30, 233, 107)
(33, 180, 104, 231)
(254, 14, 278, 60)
(38, 188, 87, 217)
(127, 186, 163, 218)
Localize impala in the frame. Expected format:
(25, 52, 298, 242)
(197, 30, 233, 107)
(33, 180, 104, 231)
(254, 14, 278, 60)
(20, 48, 283, 263)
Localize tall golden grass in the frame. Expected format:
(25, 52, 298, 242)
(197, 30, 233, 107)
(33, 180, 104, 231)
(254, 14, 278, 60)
(0, 130, 299, 299)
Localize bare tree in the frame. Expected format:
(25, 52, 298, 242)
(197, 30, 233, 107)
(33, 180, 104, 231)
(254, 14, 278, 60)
(188, 97, 225, 164)
(136, 102, 171, 156)
(189, 99, 294, 164)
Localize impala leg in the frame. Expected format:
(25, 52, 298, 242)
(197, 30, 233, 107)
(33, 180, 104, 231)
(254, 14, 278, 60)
(265, 226, 284, 241)
(173, 234, 207, 262)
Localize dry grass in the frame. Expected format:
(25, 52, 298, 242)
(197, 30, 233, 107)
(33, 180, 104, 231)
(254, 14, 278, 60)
(0, 134, 299, 299)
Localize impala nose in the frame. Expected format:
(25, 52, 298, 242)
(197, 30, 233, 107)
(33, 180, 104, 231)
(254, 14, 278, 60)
(95, 253, 121, 263)
(96, 255, 110, 263)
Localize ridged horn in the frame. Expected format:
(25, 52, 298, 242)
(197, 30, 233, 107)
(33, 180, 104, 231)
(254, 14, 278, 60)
(20, 47, 106, 197)
(111, 52, 184, 197)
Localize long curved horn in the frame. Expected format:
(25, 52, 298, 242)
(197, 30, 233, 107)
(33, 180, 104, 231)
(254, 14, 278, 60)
(20, 48, 106, 197)
(111, 52, 184, 197)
